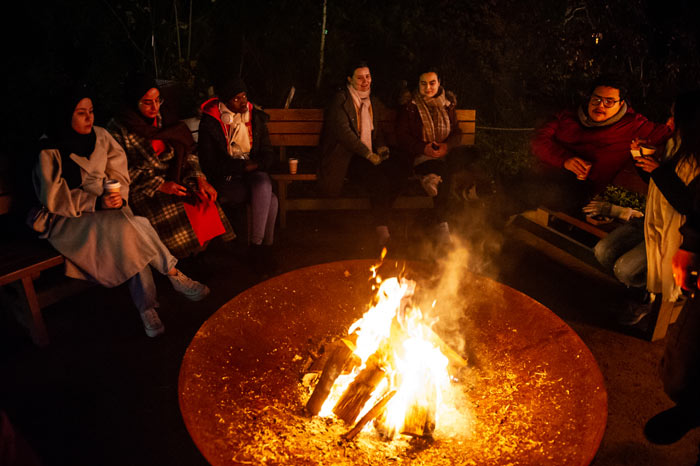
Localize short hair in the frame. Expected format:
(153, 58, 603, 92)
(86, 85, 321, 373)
(346, 61, 370, 79)
(589, 74, 628, 101)
(417, 67, 441, 84)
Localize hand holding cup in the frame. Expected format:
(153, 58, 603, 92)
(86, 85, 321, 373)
(102, 179, 123, 209)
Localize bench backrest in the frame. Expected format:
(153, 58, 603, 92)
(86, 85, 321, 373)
(265, 108, 476, 148)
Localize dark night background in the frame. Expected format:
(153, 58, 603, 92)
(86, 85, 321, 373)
(2, 1, 700, 464)
(2, 0, 700, 208)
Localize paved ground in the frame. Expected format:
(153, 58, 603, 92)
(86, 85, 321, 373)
(1, 207, 699, 465)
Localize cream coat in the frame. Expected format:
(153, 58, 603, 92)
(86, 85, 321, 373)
(645, 138, 700, 302)
(34, 126, 175, 287)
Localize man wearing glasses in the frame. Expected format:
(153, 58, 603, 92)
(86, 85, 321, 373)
(530, 74, 673, 211)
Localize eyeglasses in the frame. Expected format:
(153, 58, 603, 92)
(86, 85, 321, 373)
(590, 95, 621, 108)
(231, 93, 247, 103)
(139, 96, 164, 108)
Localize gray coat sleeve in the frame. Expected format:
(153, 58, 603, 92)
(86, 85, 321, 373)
(325, 92, 373, 159)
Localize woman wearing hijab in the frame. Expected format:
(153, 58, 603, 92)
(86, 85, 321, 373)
(108, 73, 235, 258)
(396, 67, 462, 245)
(34, 85, 210, 337)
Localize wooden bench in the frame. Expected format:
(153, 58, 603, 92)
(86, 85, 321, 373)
(0, 192, 64, 347)
(517, 205, 683, 341)
(265, 108, 476, 228)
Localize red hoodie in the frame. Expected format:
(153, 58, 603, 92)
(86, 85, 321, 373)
(532, 107, 672, 191)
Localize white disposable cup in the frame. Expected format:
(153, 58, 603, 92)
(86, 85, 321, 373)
(288, 158, 298, 174)
(630, 148, 641, 158)
(641, 145, 657, 156)
(104, 179, 121, 193)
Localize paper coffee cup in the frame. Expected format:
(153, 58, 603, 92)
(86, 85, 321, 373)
(641, 145, 657, 156)
(288, 158, 298, 174)
(104, 179, 121, 193)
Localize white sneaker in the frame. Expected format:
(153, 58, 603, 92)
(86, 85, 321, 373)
(435, 222, 452, 245)
(140, 308, 165, 337)
(168, 269, 210, 301)
(421, 174, 442, 197)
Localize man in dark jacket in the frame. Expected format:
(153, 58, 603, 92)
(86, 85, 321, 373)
(197, 79, 278, 267)
(318, 62, 409, 247)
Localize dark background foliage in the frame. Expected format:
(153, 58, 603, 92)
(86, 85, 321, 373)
(3, 0, 699, 176)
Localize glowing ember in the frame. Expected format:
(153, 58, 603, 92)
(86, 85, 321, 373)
(307, 258, 468, 441)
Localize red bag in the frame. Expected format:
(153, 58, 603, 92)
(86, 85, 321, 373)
(183, 193, 226, 246)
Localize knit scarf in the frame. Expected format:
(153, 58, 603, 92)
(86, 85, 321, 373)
(219, 101, 252, 158)
(117, 107, 195, 183)
(578, 102, 628, 128)
(414, 87, 451, 143)
(347, 84, 373, 152)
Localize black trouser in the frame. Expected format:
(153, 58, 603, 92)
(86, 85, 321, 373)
(414, 159, 450, 224)
(346, 155, 410, 226)
(660, 296, 700, 414)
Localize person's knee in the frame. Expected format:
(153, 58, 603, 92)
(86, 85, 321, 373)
(594, 239, 617, 269)
(613, 255, 646, 288)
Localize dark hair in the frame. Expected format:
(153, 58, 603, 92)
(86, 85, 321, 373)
(674, 90, 700, 161)
(346, 61, 370, 79)
(417, 67, 441, 83)
(589, 74, 628, 101)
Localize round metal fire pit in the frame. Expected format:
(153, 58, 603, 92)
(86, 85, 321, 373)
(179, 260, 607, 465)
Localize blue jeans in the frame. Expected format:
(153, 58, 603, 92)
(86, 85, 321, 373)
(217, 171, 278, 245)
(593, 220, 646, 288)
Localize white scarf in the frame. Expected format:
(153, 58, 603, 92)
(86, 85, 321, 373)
(219, 102, 251, 159)
(347, 83, 373, 152)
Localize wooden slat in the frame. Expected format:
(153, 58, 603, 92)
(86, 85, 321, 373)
(0, 255, 64, 286)
(269, 134, 320, 147)
(458, 122, 476, 134)
(265, 108, 324, 121)
(459, 134, 475, 145)
(271, 173, 318, 181)
(267, 121, 324, 134)
(455, 109, 476, 121)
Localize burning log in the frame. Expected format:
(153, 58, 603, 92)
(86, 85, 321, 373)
(333, 357, 387, 424)
(426, 328, 467, 369)
(343, 389, 397, 441)
(305, 338, 359, 416)
(401, 373, 438, 438)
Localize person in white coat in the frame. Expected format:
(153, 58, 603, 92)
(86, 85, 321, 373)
(34, 86, 210, 337)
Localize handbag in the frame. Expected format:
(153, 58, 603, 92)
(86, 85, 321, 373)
(26, 205, 55, 234)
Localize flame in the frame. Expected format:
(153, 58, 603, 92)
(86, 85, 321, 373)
(316, 265, 462, 439)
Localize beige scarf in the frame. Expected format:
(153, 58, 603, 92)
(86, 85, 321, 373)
(347, 84, 373, 152)
(414, 87, 451, 143)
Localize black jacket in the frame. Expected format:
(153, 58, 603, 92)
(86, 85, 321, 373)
(197, 101, 275, 188)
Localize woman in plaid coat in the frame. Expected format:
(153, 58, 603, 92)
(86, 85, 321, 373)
(108, 74, 235, 258)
